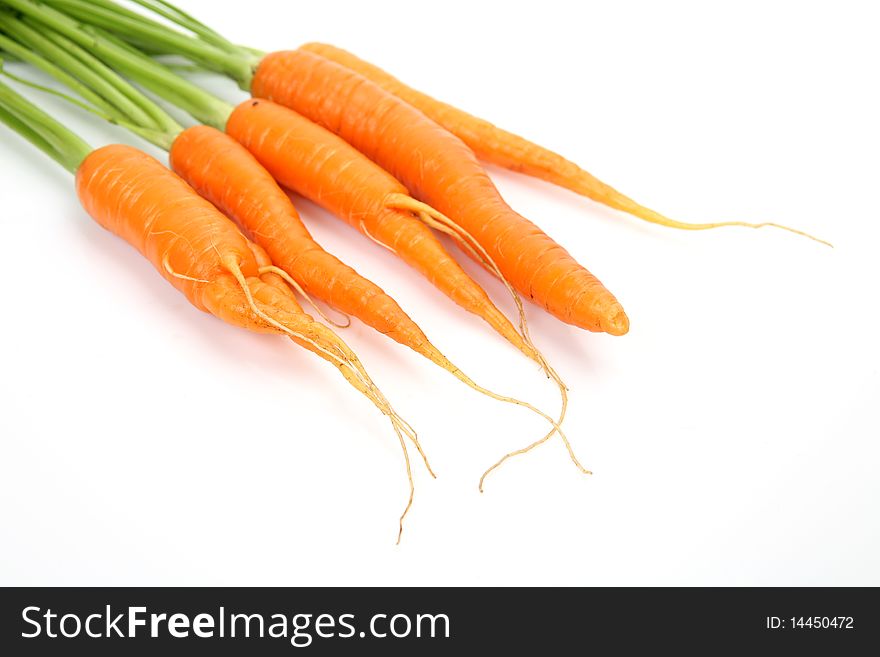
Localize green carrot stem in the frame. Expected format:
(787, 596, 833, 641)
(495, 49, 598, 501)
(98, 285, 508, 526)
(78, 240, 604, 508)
(2, 0, 235, 127)
(2, 64, 177, 151)
(33, 19, 182, 135)
(0, 11, 165, 132)
(110, 0, 243, 56)
(91, 24, 235, 129)
(0, 13, 182, 148)
(0, 103, 66, 166)
(0, 30, 121, 121)
(0, 78, 91, 172)
(31, 0, 258, 87)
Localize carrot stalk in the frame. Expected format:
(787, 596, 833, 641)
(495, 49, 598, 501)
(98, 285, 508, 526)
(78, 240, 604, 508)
(31, 0, 258, 82)
(0, 77, 90, 171)
(2, 0, 232, 128)
(0, 13, 181, 147)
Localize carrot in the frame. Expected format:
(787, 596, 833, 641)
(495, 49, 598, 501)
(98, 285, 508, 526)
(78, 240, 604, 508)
(4, 0, 551, 356)
(11, 0, 588, 482)
(172, 123, 497, 346)
(8, 0, 546, 360)
(173, 121, 576, 475)
(222, 103, 585, 478)
(24, 0, 627, 334)
(28, 0, 831, 243)
(222, 100, 537, 359)
(170, 122, 564, 424)
(0, 79, 427, 541)
(83, 146, 432, 541)
(224, 101, 584, 486)
(296, 43, 829, 246)
(6, 7, 571, 391)
(252, 50, 629, 336)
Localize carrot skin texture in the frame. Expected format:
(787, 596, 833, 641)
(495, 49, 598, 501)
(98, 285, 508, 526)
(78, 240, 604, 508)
(301, 44, 834, 247)
(169, 124, 430, 348)
(77, 144, 257, 314)
(298, 42, 628, 205)
(252, 51, 628, 335)
(225, 99, 537, 355)
(76, 144, 349, 348)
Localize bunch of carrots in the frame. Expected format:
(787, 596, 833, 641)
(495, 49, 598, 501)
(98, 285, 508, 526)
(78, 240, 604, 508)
(0, 0, 827, 541)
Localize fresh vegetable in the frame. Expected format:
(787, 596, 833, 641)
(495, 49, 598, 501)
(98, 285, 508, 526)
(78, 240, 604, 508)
(0, 77, 427, 541)
(223, 98, 537, 361)
(224, 99, 583, 485)
(0, 10, 581, 485)
(0, 0, 556, 365)
(172, 120, 572, 468)
(15, 0, 629, 335)
(298, 43, 830, 245)
(251, 50, 630, 336)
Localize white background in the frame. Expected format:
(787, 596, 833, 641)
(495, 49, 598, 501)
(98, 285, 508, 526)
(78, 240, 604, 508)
(1, 0, 877, 586)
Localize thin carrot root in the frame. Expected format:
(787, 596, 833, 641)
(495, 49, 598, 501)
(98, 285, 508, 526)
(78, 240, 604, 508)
(572, 178, 831, 247)
(392, 420, 415, 545)
(384, 193, 586, 488)
(478, 407, 591, 491)
(426, 340, 578, 491)
(223, 254, 430, 540)
(162, 252, 210, 283)
(257, 264, 351, 328)
(320, 333, 433, 542)
(608, 194, 833, 247)
(360, 219, 399, 255)
(470, 357, 583, 493)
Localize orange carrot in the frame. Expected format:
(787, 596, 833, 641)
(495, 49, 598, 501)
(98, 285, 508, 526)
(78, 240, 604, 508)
(224, 102, 587, 486)
(76, 145, 405, 417)
(0, 2, 561, 416)
(5, 0, 581, 483)
(252, 50, 629, 336)
(170, 123, 524, 357)
(221, 101, 538, 361)
(300, 43, 829, 245)
(75, 143, 428, 540)
(297, 42, 672, 222)
(167, 123, 573, 454)
(200, 111, 575, 464)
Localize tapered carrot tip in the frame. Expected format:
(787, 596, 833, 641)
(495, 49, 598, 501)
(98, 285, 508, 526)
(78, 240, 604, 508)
(602, 304, 630, 336)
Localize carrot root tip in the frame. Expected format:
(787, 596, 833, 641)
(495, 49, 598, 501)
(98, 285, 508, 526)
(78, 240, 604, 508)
(601, 305, 630, 336)
(224, 256, 425, 541)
